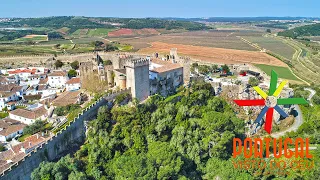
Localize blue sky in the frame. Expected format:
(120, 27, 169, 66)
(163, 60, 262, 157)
(1, 0, 319, 18)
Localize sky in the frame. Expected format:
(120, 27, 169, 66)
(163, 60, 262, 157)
(0, 0, 319, 18)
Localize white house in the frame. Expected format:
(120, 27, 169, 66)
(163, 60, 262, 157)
(9, 105, 48, 125)
(0, 85, 27, 111)
(0, 118, 26, 142)
(48, 71, 68, 88)
(65, 78, 81, 91)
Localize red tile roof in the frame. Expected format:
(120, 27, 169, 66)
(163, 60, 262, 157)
(0, 118, 26, 137)
(66, 78, 80, 85)
(48, 71, 66, 77)
(39, 78, 48, 85)
(52, 91, 81, 106)
(9, 106, 47, 120)
(8, 69, 37, 75)
(150, 63, 183, 73)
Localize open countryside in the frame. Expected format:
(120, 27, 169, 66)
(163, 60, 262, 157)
(139, 41, 287, 66)
(0, 9, 320, 180)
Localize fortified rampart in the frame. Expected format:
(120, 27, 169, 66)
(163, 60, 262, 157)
(0, 52, 147, 65)
(0, 88, 131, 180)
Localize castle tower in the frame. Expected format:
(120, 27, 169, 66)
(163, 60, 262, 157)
(79, 61, 94, 83)
(125, 58, 150, 101)
(179, 58, 191, 84)
(170, 48, 178, 63)
(170, 48, 190, 84)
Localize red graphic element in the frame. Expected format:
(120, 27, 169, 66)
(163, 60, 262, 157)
(233, 99, 265, 106)
(265, 108, 274, 134)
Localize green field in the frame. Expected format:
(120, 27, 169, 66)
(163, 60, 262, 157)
(14, 35, 48, 42)
(254, 64, 300, 81)
(71, 29, 89, 36)
(87, 28, 115, 36)
(246, 36, 295, 60)
(72, 37, 105, 44)
(0, 44, 94, 56)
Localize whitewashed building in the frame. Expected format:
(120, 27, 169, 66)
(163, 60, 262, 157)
(65, 78, 81, 91)
(48, 71, 68, 88)
(9, 105, 48, 125)
(0, 118, 26, 142)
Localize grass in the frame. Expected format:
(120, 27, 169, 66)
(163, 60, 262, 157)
(18, 134, 31, 142)
(116, 44, 134, 51)
(0, 43, 95, 56)
(72, 37, 104, 44)
(14, 35, 48, 42)
(72, 29, 89, 36)
(15, 105, 26, 109)
(0, 112, 8, 118)
(245, 36, 295, 60)
(254, 64, 300, 81)
(87, 28, 115, 36)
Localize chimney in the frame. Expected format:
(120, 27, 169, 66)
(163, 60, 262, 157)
(36, 134, 39, 139)
(29, 142, 32, 147)
(42, 132, 44, 137)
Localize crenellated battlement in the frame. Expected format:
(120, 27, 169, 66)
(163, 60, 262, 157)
(125, 58, 149, 68)
(0, 88, 131, 178)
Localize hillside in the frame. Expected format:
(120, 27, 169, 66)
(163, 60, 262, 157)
(278, 23, 320, 38)
(0, 16, 208, 39)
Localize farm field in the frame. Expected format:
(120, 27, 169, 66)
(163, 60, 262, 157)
(254, 64, 299, 81)
(72, 29, 89, 36)
(14, 35, 48, 42)
(117, 30, 262, 51)
(107, 28, 159, 37)
(57, 27, 70, 35)
(245, 36, 295, 60)
(108, 28, 134, 37)
(305, 36, 320, 41)
(139, 42, 287, 66)
(71, 37, 105, 44)
(0, 44, 94, 56)
(87, 28, 115, 36)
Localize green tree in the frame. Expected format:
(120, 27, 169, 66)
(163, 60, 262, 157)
(103, 60, 112, 65)
(248, 77, 260, 87)
(221, 64, 230, 73)
(54, 60, 64, 69)
(23, 120, 46, 135)
(68, 69, 77, 78)
(70, 61, 79, 70)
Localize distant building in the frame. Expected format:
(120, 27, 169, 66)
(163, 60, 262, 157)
(65, 78, 81, 91)
(47, 71, 68, 88)
(0, 118, 26, 142)
(9, 106, 48, 125)
(149, 58, 183, 96)
(0, 133, 51, 173)
(0, 84, 27, 111)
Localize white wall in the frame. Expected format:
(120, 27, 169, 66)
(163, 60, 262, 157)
(66, 83, 81, 91)
(9, 114, 36, 125)
(48, 76, 68, 88)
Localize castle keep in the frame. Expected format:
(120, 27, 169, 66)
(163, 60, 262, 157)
(78, 49, 189, 101)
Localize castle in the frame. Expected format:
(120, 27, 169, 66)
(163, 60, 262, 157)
(79, 49, 190, 101)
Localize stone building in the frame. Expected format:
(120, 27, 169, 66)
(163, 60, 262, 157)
(149, 58, 183, 96)
(79, 51, 186, 101)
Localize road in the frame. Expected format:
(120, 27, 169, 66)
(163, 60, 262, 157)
(304, 88, 316, 106)
(271, 88, 315, 138)
(271, 105, 303, 138)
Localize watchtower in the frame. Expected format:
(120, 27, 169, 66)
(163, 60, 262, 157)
(170, 48, 178, 63)
(125, 58, 150, 101)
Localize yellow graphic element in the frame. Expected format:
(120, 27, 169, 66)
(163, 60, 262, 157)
(273, 80, 288, 97)
(253, 86, 268, 99)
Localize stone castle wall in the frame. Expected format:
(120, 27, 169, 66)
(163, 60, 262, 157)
(0, 52, 148, 66)
(0, 88, 131, 180)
